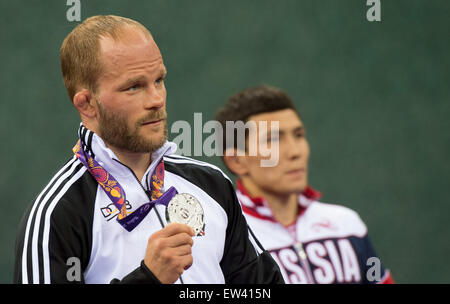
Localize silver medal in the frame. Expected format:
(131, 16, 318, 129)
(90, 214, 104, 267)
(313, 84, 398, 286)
(166, 193, 205, 236)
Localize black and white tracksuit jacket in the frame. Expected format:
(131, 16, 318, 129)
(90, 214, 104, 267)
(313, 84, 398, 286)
(14, 125, 283, 284)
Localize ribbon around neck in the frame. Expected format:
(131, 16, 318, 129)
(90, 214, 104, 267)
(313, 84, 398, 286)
(73, 139, 177, 232)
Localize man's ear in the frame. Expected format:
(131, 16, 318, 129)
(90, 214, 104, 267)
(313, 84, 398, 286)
(223, 149, 249, 176)
(73, 89, 97, 119)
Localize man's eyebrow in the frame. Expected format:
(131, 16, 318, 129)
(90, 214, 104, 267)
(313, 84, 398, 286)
(278, 125, 304, 135)
(120, 75, 147, 88)
(119, 68, 167, 89)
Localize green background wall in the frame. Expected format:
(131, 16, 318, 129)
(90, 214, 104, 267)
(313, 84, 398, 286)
(1, 0, 449, 283)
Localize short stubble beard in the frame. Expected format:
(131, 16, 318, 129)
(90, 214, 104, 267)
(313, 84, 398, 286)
(96, 100, 168, 154)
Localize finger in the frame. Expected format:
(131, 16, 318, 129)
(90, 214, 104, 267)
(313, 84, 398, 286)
(170, 244, 192, 256)
(164, 232, 194, 248)
(159, 223, 195, 238)
(179, 254, 193, 272)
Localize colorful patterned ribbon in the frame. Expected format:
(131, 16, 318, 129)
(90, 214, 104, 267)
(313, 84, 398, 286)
(73, 139, 177, 232)
(151, 160, 165, 200)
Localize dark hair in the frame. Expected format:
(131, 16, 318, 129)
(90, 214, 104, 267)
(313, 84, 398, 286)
(215, 85, 300, 160)
(215, 85, 298, 124)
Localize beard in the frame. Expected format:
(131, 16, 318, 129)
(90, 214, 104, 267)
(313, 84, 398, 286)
(96, 101, 168, 154)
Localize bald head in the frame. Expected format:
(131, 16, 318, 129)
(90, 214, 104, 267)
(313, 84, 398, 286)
(60, 15, 157, 101)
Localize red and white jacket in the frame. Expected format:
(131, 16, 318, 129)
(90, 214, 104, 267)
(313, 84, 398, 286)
(236, 180, 394, 284)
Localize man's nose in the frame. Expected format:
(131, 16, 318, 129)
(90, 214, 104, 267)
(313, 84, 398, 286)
(285, 136, 302, 159)
(144, 86, 165, 109)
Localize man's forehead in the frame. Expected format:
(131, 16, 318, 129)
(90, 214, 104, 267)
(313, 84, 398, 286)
(248, 109, 303, 128)
(99, 28, 162, 67)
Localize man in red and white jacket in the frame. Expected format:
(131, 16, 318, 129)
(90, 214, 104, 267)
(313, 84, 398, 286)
(215, 85, 394, 284)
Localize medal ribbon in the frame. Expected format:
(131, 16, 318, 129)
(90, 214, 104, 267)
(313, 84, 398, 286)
(73, 139, 177, 232)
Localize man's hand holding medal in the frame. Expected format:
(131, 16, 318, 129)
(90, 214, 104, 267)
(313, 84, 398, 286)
(144, 222, 195, 284)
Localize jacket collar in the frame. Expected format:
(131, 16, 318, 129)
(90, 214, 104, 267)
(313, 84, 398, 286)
(236, 179, 322, 223)
(77, 123, 177, 184)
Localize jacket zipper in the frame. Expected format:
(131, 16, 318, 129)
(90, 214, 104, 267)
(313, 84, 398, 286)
(294, 242, 315, 284)
(112, 159, 166, 227)
(112, 158, 185, 284)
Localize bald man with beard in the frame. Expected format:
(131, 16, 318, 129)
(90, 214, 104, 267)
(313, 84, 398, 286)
(14, 15, 283, 285)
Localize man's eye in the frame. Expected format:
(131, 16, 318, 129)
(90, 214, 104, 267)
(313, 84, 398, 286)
(125, 84, 138, 91)
(156, 77, 164, 85)
(294, 131, 305, 138)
